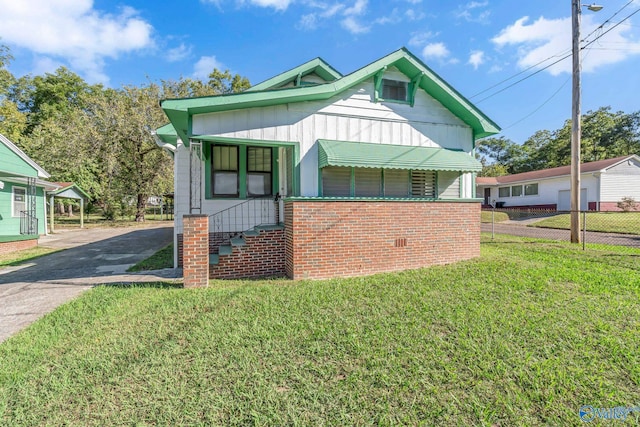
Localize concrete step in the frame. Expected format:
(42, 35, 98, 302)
(219, 244, 233, 255)
(230, 236, 246, 246)
(209, 253, 219, 265)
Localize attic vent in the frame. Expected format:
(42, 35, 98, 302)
(382, 79, 408, 101)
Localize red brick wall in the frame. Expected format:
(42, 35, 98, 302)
(285, 200, 480, 280)
(0, 238, 38, 255)
(182, 215, 209, 288)
(598, 202, 639, 212)
(177, 232, 231, 267)
(210, 229, 285, 279)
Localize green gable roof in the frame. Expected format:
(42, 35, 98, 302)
(0, 133, 50, 179)
(160, 48, 500, 145)
(155, 123, 179, 146)
(318, 139, 482, 172)
(247, 57, 342, 92)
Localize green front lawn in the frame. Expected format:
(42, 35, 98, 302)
(1, 237, 639, 425)
(127, 244, 173, 272)
(0, 246, 60, 268)
(481, 210, 509, 223)
(531, 212, 640, 235)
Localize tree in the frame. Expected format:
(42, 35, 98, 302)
(476, 136, 526, 174)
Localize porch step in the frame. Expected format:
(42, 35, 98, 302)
(219, 244, 233, 255)
(209, 253, 219, 265)
(230, 236, 246, 246)
(243, 229, 260, 237)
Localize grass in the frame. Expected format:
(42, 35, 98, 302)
(480, 210, 509, 223)
(127, 244, 174, 272)
(531, 211, 640, 235)
(0, 246, 60, 268)
(1, 237, 639, 426)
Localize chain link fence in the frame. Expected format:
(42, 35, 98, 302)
(481, 209, 640, 251)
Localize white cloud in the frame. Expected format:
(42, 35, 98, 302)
(405, 9, 425, 21)
(468, 50, 485, 69)
(341, 17, 370, 34)
(31, 57, 64, 76)
(422, 42, 451, 60)
(167, 43, 192, 62)
(297, 13, 319, 30)
(0, 0, 153, 84)
(248, 0, 293, 11)
(408, 31, 437, 47)
(193, 55, 225, 80)
(492, 15, 640, 75)
(344, 0, 367, 16)
(455, 1, 491, 24)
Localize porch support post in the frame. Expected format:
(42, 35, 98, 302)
(80, 198, 84, 229)
(182, 214, 209, 288)
(49, 195, 55, 234)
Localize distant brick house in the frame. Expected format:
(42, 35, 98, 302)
(477, 155, 640, 211)
(156, 48, 500, 282)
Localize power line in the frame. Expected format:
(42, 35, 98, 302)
(474, 5, 640, 104)
(471, 1, 640, 103)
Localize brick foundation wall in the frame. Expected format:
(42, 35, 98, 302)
(285, 200, 480, 280)
(177, 232, 232, 267)
(0, 238, 38, 255)
(182, 215, 209, 288)
(210, 229, 286, 279)
(598, 202, 639, 212)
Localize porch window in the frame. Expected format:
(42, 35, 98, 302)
(498, 187, 510, 198)
(322, 166, 351, 197)
(384, 169, 410, 197)
(354, 168, 382, 197)
(12, 186, 26, 217)
(247, 147, 272, 196)
(322, 167, 441, 198)
(212, 146, 239, 196)
(411, 170, 436, 198)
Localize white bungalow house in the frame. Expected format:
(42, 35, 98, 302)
(0, 133, 59, 253)
(156, 48, 500, 281)
(476, 155, 640, 211)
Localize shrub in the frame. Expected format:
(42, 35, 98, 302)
(617, 196, 638, 212)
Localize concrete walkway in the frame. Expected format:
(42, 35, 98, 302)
(0, 223, 180, 343)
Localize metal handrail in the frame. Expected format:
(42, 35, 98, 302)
(209, 195, 280, 242)
(20, 210, 38, 235)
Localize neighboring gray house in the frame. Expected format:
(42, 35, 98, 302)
(477, 155, 640, 211)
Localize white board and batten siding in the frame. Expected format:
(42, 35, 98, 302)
(600, 157, 640, 202)
(191, 72, 475, 196)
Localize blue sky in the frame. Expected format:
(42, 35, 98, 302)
(1, 0, 639, 144)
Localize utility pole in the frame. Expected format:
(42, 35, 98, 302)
(571, 0, 581, 243)
(571, 2, 602, 243)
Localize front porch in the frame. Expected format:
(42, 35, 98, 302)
(180, 199, 481, 285)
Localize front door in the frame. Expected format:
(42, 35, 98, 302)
(484, 188, 491, 206)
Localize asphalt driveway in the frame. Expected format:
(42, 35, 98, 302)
(0, 223, 179, 343)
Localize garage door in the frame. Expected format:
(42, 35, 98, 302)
(558, 189, 587, 211)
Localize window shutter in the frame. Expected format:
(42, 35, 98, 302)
(354, 168, 382, 197)
(322, 167, 351, 197)
(438, 171, 460, 198)
(384, 169, 410, 197)
(411, 170, 436, 198)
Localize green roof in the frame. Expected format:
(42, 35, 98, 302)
(155, 123, 178, 146)
(160, 48, 500, 145)
(246, 57, 342, 92)
(318, 139, 482, 172)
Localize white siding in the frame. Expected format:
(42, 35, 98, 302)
(176, 74, 477, 233)
(600, 158, 640, 202)
(192, 78, 473, 197)
(439, 171, 460, 199)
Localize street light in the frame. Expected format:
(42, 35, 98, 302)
(570, 1, 602, 243)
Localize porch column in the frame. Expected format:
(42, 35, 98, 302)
(182, 214, 209, 288)
(49, 195, 55, 233)
(80, 198, 84, 228)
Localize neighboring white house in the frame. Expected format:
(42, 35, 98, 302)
(157, 48, 500, 280)
(477, 155, 640, 211)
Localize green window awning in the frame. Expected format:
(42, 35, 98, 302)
(317, 139, 482, 172)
